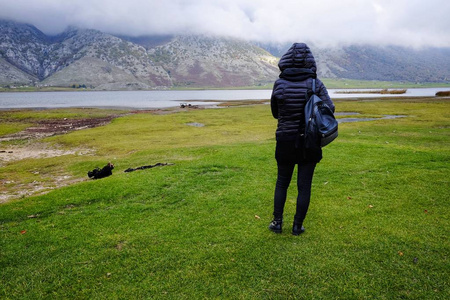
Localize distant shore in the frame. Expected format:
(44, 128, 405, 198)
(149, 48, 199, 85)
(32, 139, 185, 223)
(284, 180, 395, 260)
(335, 89, 407, 95)
(2, 79, 450, 93)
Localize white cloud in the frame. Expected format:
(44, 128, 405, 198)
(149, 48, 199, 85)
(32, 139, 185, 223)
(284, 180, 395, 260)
(0, 0, 449, 47)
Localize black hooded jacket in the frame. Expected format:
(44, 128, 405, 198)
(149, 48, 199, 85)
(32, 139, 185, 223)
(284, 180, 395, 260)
(271, 43, 334, 142)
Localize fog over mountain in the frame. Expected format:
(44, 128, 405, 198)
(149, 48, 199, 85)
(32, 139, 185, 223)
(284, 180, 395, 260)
(1, 0, 449, 48)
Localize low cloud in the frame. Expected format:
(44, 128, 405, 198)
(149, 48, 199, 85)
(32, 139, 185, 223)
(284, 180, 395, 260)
(1, 0, 449, 48)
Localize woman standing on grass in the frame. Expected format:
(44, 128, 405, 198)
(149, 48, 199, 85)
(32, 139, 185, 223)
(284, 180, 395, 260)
(269, 43, 335, 235)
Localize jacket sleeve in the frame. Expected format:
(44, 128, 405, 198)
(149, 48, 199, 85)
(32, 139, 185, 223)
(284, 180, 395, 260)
(316, 79, 335, 113)
(270, 84, 279, 119)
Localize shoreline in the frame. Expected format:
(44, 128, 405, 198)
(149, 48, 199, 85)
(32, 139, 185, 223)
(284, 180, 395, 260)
(1, 87, 449, 111)
(1, 96, 448, 203)
(3, 80, 450, 93)
(1, 95, 449, 112)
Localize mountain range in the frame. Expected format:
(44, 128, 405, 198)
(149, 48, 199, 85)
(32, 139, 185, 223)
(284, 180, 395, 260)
(1, 20, 449, 90)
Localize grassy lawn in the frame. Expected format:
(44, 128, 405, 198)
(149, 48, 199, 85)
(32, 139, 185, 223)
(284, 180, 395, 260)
(0, 98, 449, 299)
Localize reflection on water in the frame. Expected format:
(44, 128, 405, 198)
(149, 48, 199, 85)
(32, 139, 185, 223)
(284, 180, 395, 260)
(337, 112, 407, 123)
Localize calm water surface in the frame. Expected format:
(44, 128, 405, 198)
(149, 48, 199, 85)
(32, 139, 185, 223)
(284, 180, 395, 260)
(0, 88, 447, 109)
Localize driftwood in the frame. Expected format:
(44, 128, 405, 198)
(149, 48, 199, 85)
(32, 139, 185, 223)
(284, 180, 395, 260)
(88, 163, 114, 179)
(436, 91, 450, 97)
(124, 163, 174, 173)
(180, 103, 199, 109)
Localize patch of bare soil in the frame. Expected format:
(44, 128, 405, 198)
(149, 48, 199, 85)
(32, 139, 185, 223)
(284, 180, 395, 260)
(0, 143, 95, 203)
(130, 104, 205, 115)
(0, 116, 118, 142)
(0, 175, 85, 204)
(0, 115, 123, 203)
(0, 145, 94, 163)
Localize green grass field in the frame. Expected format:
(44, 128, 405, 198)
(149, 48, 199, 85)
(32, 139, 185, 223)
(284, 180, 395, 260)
(0, 98, 449, 299)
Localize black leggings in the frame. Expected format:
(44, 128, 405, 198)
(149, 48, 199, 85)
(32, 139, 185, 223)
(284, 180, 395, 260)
(273, 162, 317, 222)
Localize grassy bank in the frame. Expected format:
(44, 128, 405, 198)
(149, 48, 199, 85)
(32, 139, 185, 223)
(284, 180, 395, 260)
(3, 79, 450, 92)
(321, 79, 450, 89)
(335, 89, 407, 95)
(0, 87, 83, 93)
(1, 98, 449, 298)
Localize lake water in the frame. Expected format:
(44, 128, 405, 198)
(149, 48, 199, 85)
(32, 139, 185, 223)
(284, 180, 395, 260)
(0, 87, 448, 110)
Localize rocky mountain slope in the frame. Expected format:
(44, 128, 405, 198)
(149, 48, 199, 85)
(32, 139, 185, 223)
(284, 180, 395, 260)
(261, 42, 450, 83)
(1, 20, 449, 89)
(0, 20, 172, 89)
(0, 20, 278, 89)
(146, 35, 278, 87)
(0, 57, 37, 85)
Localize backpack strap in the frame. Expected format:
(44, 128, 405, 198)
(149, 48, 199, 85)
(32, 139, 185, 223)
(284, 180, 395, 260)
(296, 78, 316, 148)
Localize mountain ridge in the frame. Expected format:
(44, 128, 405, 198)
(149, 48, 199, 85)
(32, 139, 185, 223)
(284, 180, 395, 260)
(1, 20, 449, 90)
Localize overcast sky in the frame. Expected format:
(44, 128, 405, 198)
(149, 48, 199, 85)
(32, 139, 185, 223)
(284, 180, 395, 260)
(1, 0, 449, 48)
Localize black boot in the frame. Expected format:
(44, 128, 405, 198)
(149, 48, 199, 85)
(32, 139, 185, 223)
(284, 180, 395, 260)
(268, 218, 283, 234)
(292, 220, 305, 236)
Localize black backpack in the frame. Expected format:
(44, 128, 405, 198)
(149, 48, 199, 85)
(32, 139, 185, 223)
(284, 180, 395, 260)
(304, 79, 338, 149)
